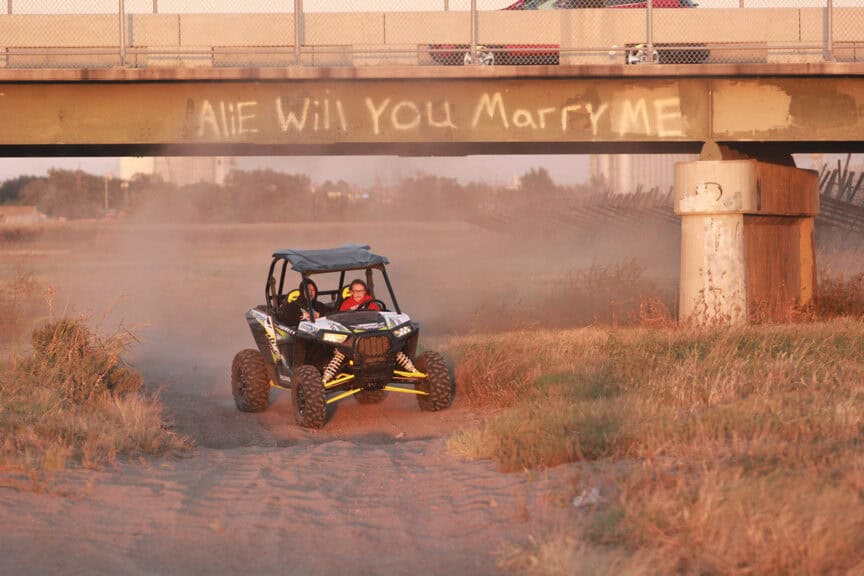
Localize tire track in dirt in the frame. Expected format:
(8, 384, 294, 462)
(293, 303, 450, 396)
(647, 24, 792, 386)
(0, 441, 578, 576)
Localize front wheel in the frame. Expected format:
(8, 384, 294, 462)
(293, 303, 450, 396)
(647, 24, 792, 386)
(292, 365, 327, 428)
(231, 349, 270, 412)
(415, 351, 453, 412)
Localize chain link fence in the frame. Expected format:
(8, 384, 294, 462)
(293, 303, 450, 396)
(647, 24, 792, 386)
(2, 0, 123, 68)
(0, 0, 861, 68)
(125, 0, 296, 67)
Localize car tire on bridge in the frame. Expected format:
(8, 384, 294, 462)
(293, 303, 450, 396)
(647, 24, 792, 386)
(464, 47, 495, 66)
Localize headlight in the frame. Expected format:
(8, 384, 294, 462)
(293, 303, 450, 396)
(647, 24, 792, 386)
(393, 325, 413, 338)
(323, 332, 348, 344)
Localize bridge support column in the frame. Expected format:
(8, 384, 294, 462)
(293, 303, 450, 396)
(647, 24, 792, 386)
(674, 159, 819, 325)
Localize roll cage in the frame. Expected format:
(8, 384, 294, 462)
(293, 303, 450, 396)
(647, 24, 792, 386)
(264, 244, 402, 317)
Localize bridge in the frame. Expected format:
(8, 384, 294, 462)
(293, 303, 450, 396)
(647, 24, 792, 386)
(2, 3, 863, 325)
(1, 65, 863, 157)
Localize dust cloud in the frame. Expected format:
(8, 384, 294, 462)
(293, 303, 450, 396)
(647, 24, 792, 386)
(1, 166, 681, 446)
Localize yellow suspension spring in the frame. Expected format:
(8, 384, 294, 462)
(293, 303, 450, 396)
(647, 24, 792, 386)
(323, 350, 346, 383)
(396, 351, 416, 372)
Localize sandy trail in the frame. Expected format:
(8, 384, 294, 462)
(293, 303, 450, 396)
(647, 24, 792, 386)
(1, 439, 578, 576)
(1, 221, 606, 575)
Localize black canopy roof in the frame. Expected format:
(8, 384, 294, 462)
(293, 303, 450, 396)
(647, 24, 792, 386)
(273, 244, 389, 274)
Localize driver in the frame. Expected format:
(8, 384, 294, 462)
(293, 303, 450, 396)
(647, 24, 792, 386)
(339, 279, 380, 312)
(279, 278, 331, 325)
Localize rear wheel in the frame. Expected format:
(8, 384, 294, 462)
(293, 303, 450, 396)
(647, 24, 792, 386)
(231, 349, 270, 412)
(355, 389, 388, 404)
(415, 351, 453, 412)
(293, 365, 327, 428)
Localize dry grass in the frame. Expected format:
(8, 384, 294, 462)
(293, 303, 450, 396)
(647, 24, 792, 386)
(0, 270, 44, 352)
(467, 260, 677, 333)
(815, 269, 864, 319)
(0, 317, 192, 482)
(446, 320, 864, 574)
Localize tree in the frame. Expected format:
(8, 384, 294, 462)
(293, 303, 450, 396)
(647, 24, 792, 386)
(0, 175, 39, 205)
(225, 169, 313, 222)
(18, 169, 106, 219)
(518, 167, 557, 195)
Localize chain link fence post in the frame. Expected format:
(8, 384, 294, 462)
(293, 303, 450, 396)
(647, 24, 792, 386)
(646, 0, 655, 64)
(6, 1, 11, 15)
(119, 0, 126, 66)
(825, 0, 834, 62)
(294, 0, 303, 65)
(470, 0, 478, 65)
(152, 0, 157, 14)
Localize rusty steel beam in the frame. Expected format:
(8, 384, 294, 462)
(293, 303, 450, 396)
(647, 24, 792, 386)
(0, 75, 863, 155)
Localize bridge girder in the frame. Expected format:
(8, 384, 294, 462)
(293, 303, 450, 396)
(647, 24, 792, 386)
(1, 69, 864, 156)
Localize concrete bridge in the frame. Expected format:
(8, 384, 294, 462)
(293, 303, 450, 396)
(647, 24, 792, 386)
(1, 64, 864, 157)
(2, 7, 863, 323)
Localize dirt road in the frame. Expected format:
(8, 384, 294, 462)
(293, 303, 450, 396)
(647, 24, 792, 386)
(1, 221, 595, 575)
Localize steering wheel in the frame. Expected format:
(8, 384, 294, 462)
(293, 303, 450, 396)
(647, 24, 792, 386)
(358, 299, 388, 311)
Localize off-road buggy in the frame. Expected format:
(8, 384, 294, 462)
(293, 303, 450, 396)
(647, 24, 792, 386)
(231, 244, 453, 429)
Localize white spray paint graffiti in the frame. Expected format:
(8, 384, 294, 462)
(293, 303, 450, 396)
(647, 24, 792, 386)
(275, 97, 348, 133)
(194, 90, 684, 140)
(197, 100, 260, 138)
(365, 98, 457, 135)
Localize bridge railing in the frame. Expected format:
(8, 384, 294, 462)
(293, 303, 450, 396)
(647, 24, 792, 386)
(0, 0, 862, 68)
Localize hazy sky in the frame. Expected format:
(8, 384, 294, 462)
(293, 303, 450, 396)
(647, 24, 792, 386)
(0, 155, 593, 187)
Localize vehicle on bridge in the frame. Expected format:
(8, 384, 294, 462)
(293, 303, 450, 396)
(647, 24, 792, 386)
(231, 244, 453, 429)
(429, 0, 710, 66)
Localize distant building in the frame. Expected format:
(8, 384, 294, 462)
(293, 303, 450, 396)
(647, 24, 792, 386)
(0, 205, 43, 225)
(590, 154, 696, 195)
(120, 156, 233, 186)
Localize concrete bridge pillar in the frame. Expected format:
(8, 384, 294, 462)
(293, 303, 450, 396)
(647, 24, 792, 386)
(674, 159, 819, 324)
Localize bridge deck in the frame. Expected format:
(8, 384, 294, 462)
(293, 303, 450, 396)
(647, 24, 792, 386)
(1, 64, 863, 156)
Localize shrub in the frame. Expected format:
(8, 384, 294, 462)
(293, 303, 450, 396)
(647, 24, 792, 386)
(0, 318, 191, 477)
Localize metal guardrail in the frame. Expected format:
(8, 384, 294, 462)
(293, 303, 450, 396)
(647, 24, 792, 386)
(0, 0, 862, 68)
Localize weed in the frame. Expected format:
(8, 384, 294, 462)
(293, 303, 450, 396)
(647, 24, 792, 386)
(0, 318, 191, 478)
(449, 320, 864, 574)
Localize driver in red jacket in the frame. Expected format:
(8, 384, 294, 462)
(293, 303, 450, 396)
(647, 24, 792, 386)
(339, 279, 380, 312)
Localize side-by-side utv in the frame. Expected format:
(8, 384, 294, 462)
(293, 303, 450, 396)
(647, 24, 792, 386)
(231, 244, 453, 428)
